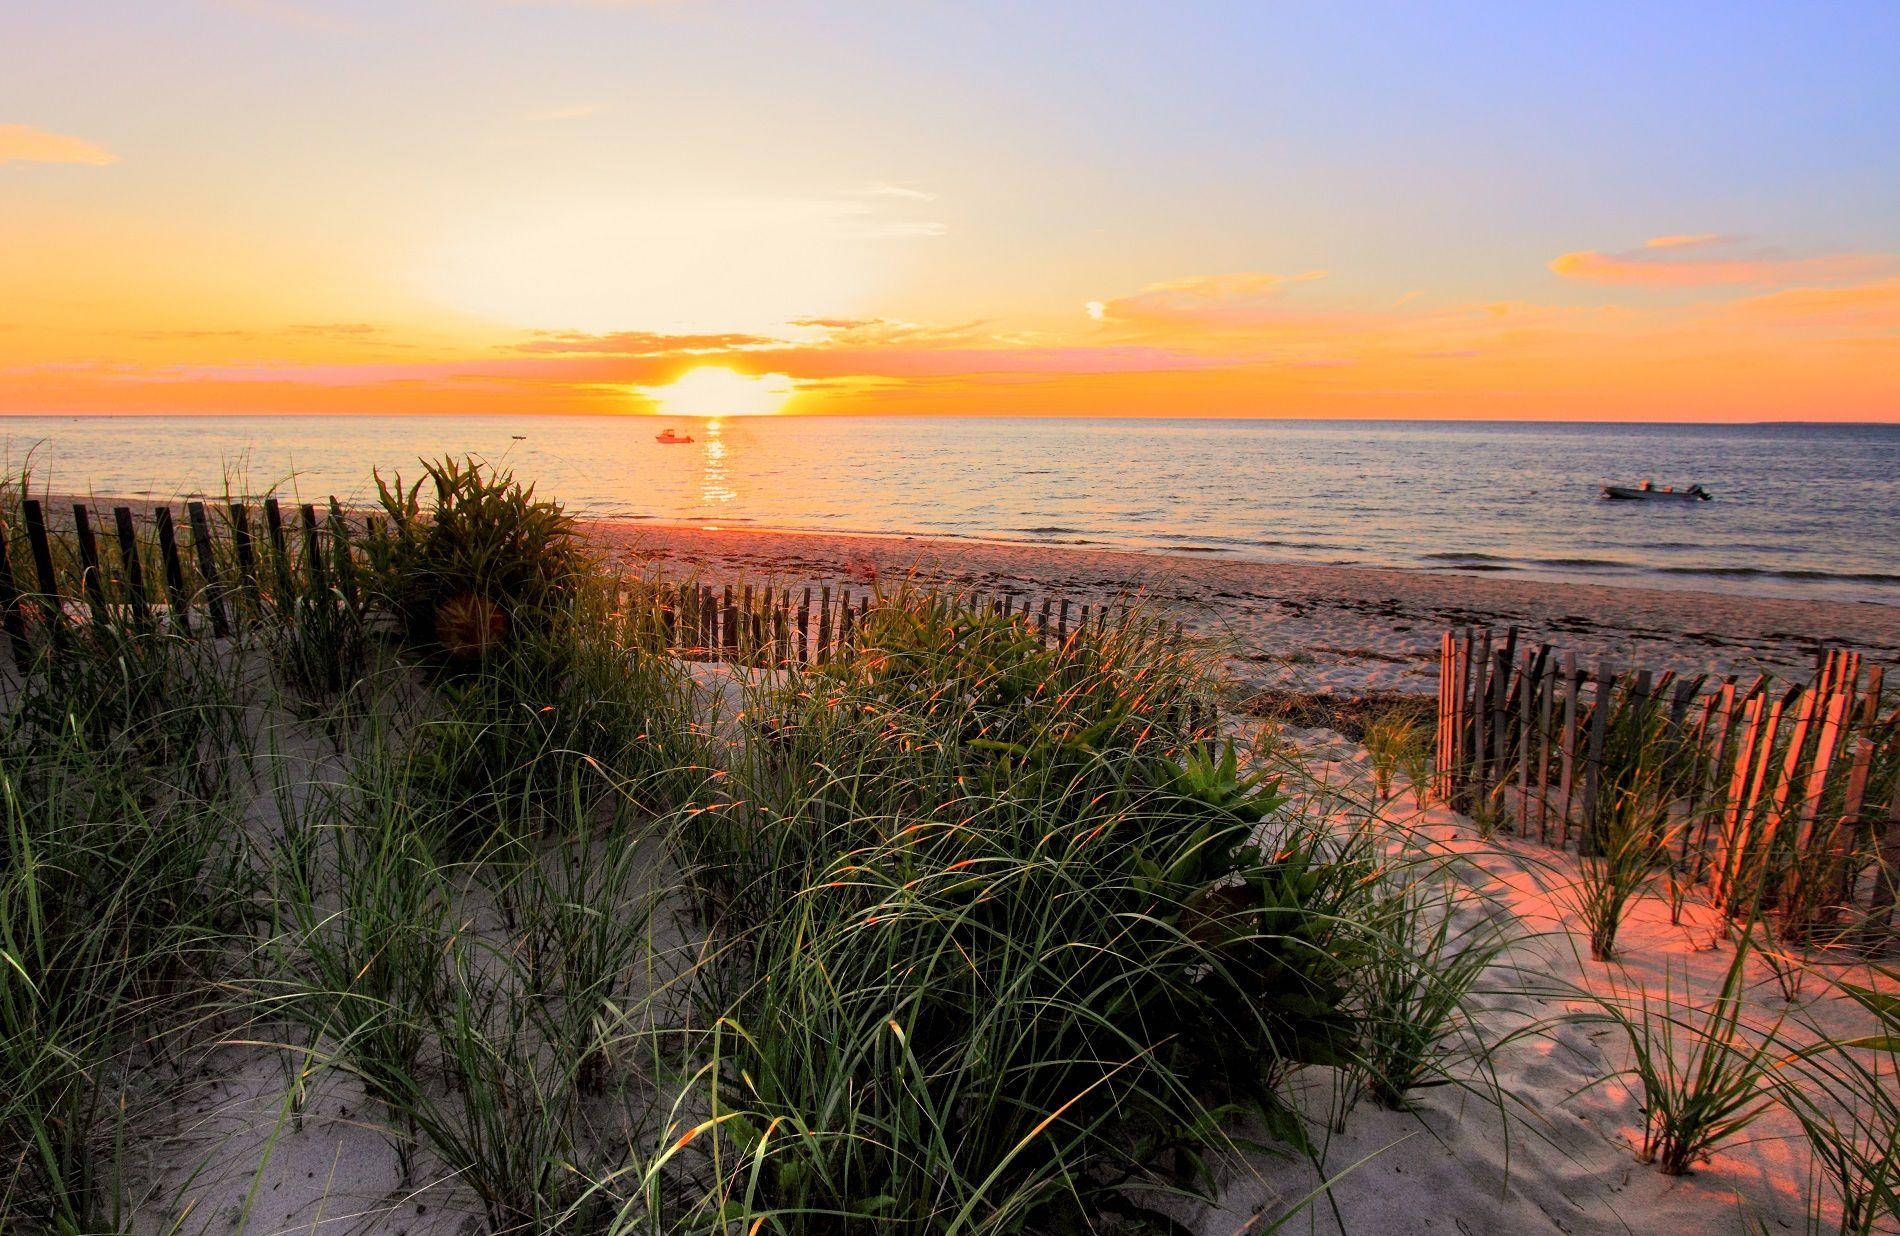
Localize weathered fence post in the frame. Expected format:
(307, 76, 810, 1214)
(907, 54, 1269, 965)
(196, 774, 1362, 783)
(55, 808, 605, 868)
(187, 501, 231, 638)
(153, 506, 190, 635)
(229, 503, 260, 615)
(328, 498, 358, 610)
(300, 504, 327, 596)
(262, 498, 294, 606)
(72, 505, 109, 625)
(1535, 651, 1555, 841)
(1579, 661, 1614, 851)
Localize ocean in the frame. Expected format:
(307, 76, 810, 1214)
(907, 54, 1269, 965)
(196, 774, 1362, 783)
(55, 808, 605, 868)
(3, 415, 1895, 604)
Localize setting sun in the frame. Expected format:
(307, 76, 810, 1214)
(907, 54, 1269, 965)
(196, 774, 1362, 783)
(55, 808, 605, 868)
(642, 367, 794, 418)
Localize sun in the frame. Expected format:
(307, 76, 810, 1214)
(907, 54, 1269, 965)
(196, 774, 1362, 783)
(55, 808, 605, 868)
(641, 366, 794, 418)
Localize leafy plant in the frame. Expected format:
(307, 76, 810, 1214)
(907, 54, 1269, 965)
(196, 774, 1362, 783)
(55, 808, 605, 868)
(1363, 711, 1429, 806)
(1347, 874, 1510, 1110)
(651, 592, 1375, 1232)
(1778, 965, 1900, 1234)
(1594, 936, 1783, 1176)
(0, 713, 242, 1229)
(1576, 775, 1675, 962)
(362, 456, 588, 659)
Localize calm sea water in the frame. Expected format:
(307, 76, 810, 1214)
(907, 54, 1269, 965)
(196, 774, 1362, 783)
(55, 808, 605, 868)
(4, 415, 1896, 604)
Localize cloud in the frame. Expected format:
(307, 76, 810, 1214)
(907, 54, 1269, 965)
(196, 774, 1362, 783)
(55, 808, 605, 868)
(1721, 277, 1900, 329)
(1088, 271, 1328, 326)
(288, 322, 382, 337)
(514, 329, 778, 355)
(788, 317, 880, 330)
(861, 183, 937, 202)
(1550, 237, 1896, 286)
(1644, 233, 1728, 250)
(0, 124, 118, 166)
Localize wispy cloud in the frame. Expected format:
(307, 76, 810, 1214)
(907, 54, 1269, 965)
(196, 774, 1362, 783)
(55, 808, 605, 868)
(288, 322, 383, 337)
(1550, 236, 1895, 286)
(1644, 233, 1729, 250)
(0, 123, 118, 166)
(514, 329, 777, 355)
(861, 183, 937, 202)
(1087, 271, 1329, 327)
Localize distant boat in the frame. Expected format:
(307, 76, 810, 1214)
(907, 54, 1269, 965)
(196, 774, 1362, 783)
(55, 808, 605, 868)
(654, 428, 694, 444)
(1602, 482, 1711, 502)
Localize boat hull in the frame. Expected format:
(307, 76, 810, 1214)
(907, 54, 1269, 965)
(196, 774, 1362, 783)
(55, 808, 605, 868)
(1601, 485, 1709, 502)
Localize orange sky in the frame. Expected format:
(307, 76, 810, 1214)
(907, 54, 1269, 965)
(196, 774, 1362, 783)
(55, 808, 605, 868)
(4, 4, 1898, 422)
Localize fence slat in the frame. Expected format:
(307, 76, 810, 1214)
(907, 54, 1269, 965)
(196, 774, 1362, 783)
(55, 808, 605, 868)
(328, 498, 358, 609)
(1686, 682, 1735, 871)
(1728, 689, 1793, 913)
(263, 498, 294, 604)
(72, 505, 110, 624)
(1557, 653, 1579, 843)
(21, 500, 59, 602)
(1436, 633, 1454, 798)
(187, 501, 231, 638)
(1580, 662, 1614, 849)
(112, 507, 150, 628)
(1535, 652, 1555, 841)
(229, 503, 260, 612)
(1768, 686, 1821, 839)
(1469, 629, 1492, 808)
(300, 503, 327, 596)
(154, 506, 190, 635)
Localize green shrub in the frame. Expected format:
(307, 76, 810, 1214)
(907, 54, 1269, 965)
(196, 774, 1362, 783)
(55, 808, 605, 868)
(649, 593, 1375, 1232)
(346, 572, 699, 862)
(362, 456, 588, 659)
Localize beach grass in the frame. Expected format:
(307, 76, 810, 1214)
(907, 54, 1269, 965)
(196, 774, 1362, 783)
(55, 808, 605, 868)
(1, 459, 1893, 1234)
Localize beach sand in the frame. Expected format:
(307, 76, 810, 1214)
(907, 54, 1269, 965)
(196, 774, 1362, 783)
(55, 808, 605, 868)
(585, 521, 1900, 696)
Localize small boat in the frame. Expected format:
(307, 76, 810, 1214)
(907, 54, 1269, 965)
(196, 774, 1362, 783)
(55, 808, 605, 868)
(654, 428, 694, 444)
(1601, 482, 1711, 502)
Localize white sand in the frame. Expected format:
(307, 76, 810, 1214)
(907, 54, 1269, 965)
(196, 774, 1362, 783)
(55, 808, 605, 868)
(1183, 725, 1897, 1235)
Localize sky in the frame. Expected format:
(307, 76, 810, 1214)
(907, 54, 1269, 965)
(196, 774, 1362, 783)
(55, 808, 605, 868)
(3, 0, 1898, 421)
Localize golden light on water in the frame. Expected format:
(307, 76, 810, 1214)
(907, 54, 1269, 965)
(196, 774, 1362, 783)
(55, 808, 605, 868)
(643, 366, 793, 418)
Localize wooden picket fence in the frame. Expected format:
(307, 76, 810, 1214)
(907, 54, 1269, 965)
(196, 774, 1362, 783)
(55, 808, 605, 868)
(1436, 627, 1900, 928)
(616, 576, 1140, 669)
(0, 496, 1143, 672)
(0, 496, 351, 659)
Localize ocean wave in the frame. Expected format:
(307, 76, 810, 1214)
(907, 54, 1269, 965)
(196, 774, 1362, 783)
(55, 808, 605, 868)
(1417, 553, 1900, 589)
(1656, 566, 1900, 586)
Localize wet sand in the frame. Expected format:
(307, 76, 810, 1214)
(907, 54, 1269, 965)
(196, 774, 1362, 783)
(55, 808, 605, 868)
(584, 521, 1900, 695)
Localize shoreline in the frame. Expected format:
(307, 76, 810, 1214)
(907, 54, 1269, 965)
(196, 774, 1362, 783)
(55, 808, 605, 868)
(583, 519, 1900, 694)
(22, 493, 1898, 693)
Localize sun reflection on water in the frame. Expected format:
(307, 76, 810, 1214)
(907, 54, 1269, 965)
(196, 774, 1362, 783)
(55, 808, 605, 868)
(699, 418, 735, 518)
